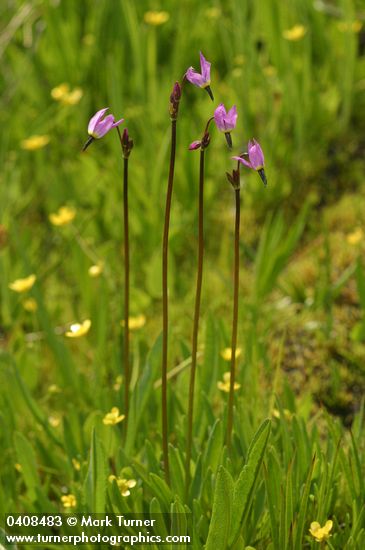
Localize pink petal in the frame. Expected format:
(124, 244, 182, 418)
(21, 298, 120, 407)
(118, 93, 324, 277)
(186, 67, 205, 87)
(232, 156, 253, 169)
(199, 51, 211, 82)
(189, 140, 201, 150)
(214, 103, 227, 132)
(112, 118, 124, 128)
(87, 108, 109, 134)
(94, 114, 115, 138)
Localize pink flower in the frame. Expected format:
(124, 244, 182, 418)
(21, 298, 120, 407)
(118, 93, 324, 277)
(214, 104, 238, 148)
(233, 139, 267, 185)
(186, 52, 214, 100)
(83, 108, 124, 151)
(189, 140, 202, 150)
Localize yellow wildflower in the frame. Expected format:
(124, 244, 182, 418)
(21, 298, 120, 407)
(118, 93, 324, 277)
(121, 314, 146, 330)
(144, 10, 169, 26)
(51, 83, 83, 105)
(14, 463, 22, 472)
(62, 88, 83, 106)
(49, 206, 76, 226)
(337, 21, 362, 33)
(49, 415, 61, 428)
(72, 458, 81, 471)
(347, 228, 363, 245)
(9, 274, 36, 293)
(220, 347, 242, 361)
(309, 520, 333, 542)
(48, 384, 61, 394)
(108, 475, 137, 497)
(205, 7, 221, 19)
(217, 372, 241, 393)
(88, 263, 104, 278)
(21, 135, 50, 151)
(51, 83, 70, 100)
(113, 375, 123, 391)
(22, 297, 38, 312)
(65, 319, 91, 338)
(282, 24, 307, 41)
(103, 407, 125, 426)
(61, 494, 77, 508)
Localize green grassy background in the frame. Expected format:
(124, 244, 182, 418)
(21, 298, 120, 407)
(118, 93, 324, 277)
(1, 0, 365, 548)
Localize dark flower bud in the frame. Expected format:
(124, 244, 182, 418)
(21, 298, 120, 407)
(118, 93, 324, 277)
(169, 81, 182, 120)
(121, 128, 134, 158)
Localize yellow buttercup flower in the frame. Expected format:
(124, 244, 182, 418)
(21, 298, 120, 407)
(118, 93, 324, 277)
(88, 263, 104, 278)
(62, 88, 83, 106)
(72, 458, 81, 471)
(51, 83, 70, 100)
(121, 314, 146, 330)
(144, 10, 169, 26)
(9, 274, 36, 293)
(220, 347, 242, 361)
(65, 319, 91, 338)
(61, 494, 77, 508)
(282, 24, 307, 41)
(22, 297, 38, 312)
(21, 135, 50, 151)
(51, 83, 83, 105)
(347, 228, 363, 245)
(14, 463, 22, 472)
(48, 415, 61, 428)
(103, 407, 125, 426)
(108, 475, 137, 497)
(49, 206, 76, 226)
(217, 372, 241, 393)
(337, 20, 362, 33)
(309, 520, 333, 542)
(205, 7, 221, 19)
(48, 384, 61, 394)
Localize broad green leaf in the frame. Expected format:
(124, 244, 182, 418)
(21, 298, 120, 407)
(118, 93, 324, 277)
(83, 428, 107, 513)
(206, 466, 234, 550)
(229, 419, 271, 546)
(14, 432, 39, 502)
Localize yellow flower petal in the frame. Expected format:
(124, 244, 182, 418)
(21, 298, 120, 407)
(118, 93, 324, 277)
(103, 407, 125, 426)
(48, 415, 61, 428)
(217, 372, 241, 393)
(121, 314, 146, 330)
(61, 494, 77, 508)
(65, 319, 91, 338)
(62, 88, 83, 106)
(337, 20, 362, 33)
(220, 347, 242, 361)
(9, 274, 36, 293)
(309, 520, 333, 541)
(347, 228, 363, 245)
(144, 10, 169, 26)
(49, 206, 76, 226)
(88, 263, 104, 278)
(283, 24, 307, 41)
(22, 297, 38, 312)
(21, 135, 50, 151)
(51, 83, 70, 100)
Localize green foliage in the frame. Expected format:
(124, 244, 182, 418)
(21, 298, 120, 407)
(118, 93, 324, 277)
(1, 0, 365, 548)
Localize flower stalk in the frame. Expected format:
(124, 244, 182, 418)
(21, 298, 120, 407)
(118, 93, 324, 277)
(226, 165, 241, 450)
(185, 123, 211, 497)
(161, 81, 182, 484)
(117, 127, 134, 436)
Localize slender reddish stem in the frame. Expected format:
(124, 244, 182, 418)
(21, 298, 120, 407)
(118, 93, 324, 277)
(123, 156, 130, 432)
(227, 188, 240, 449)
(161, 119, 177, 485)
(185, 147, 205, 497)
